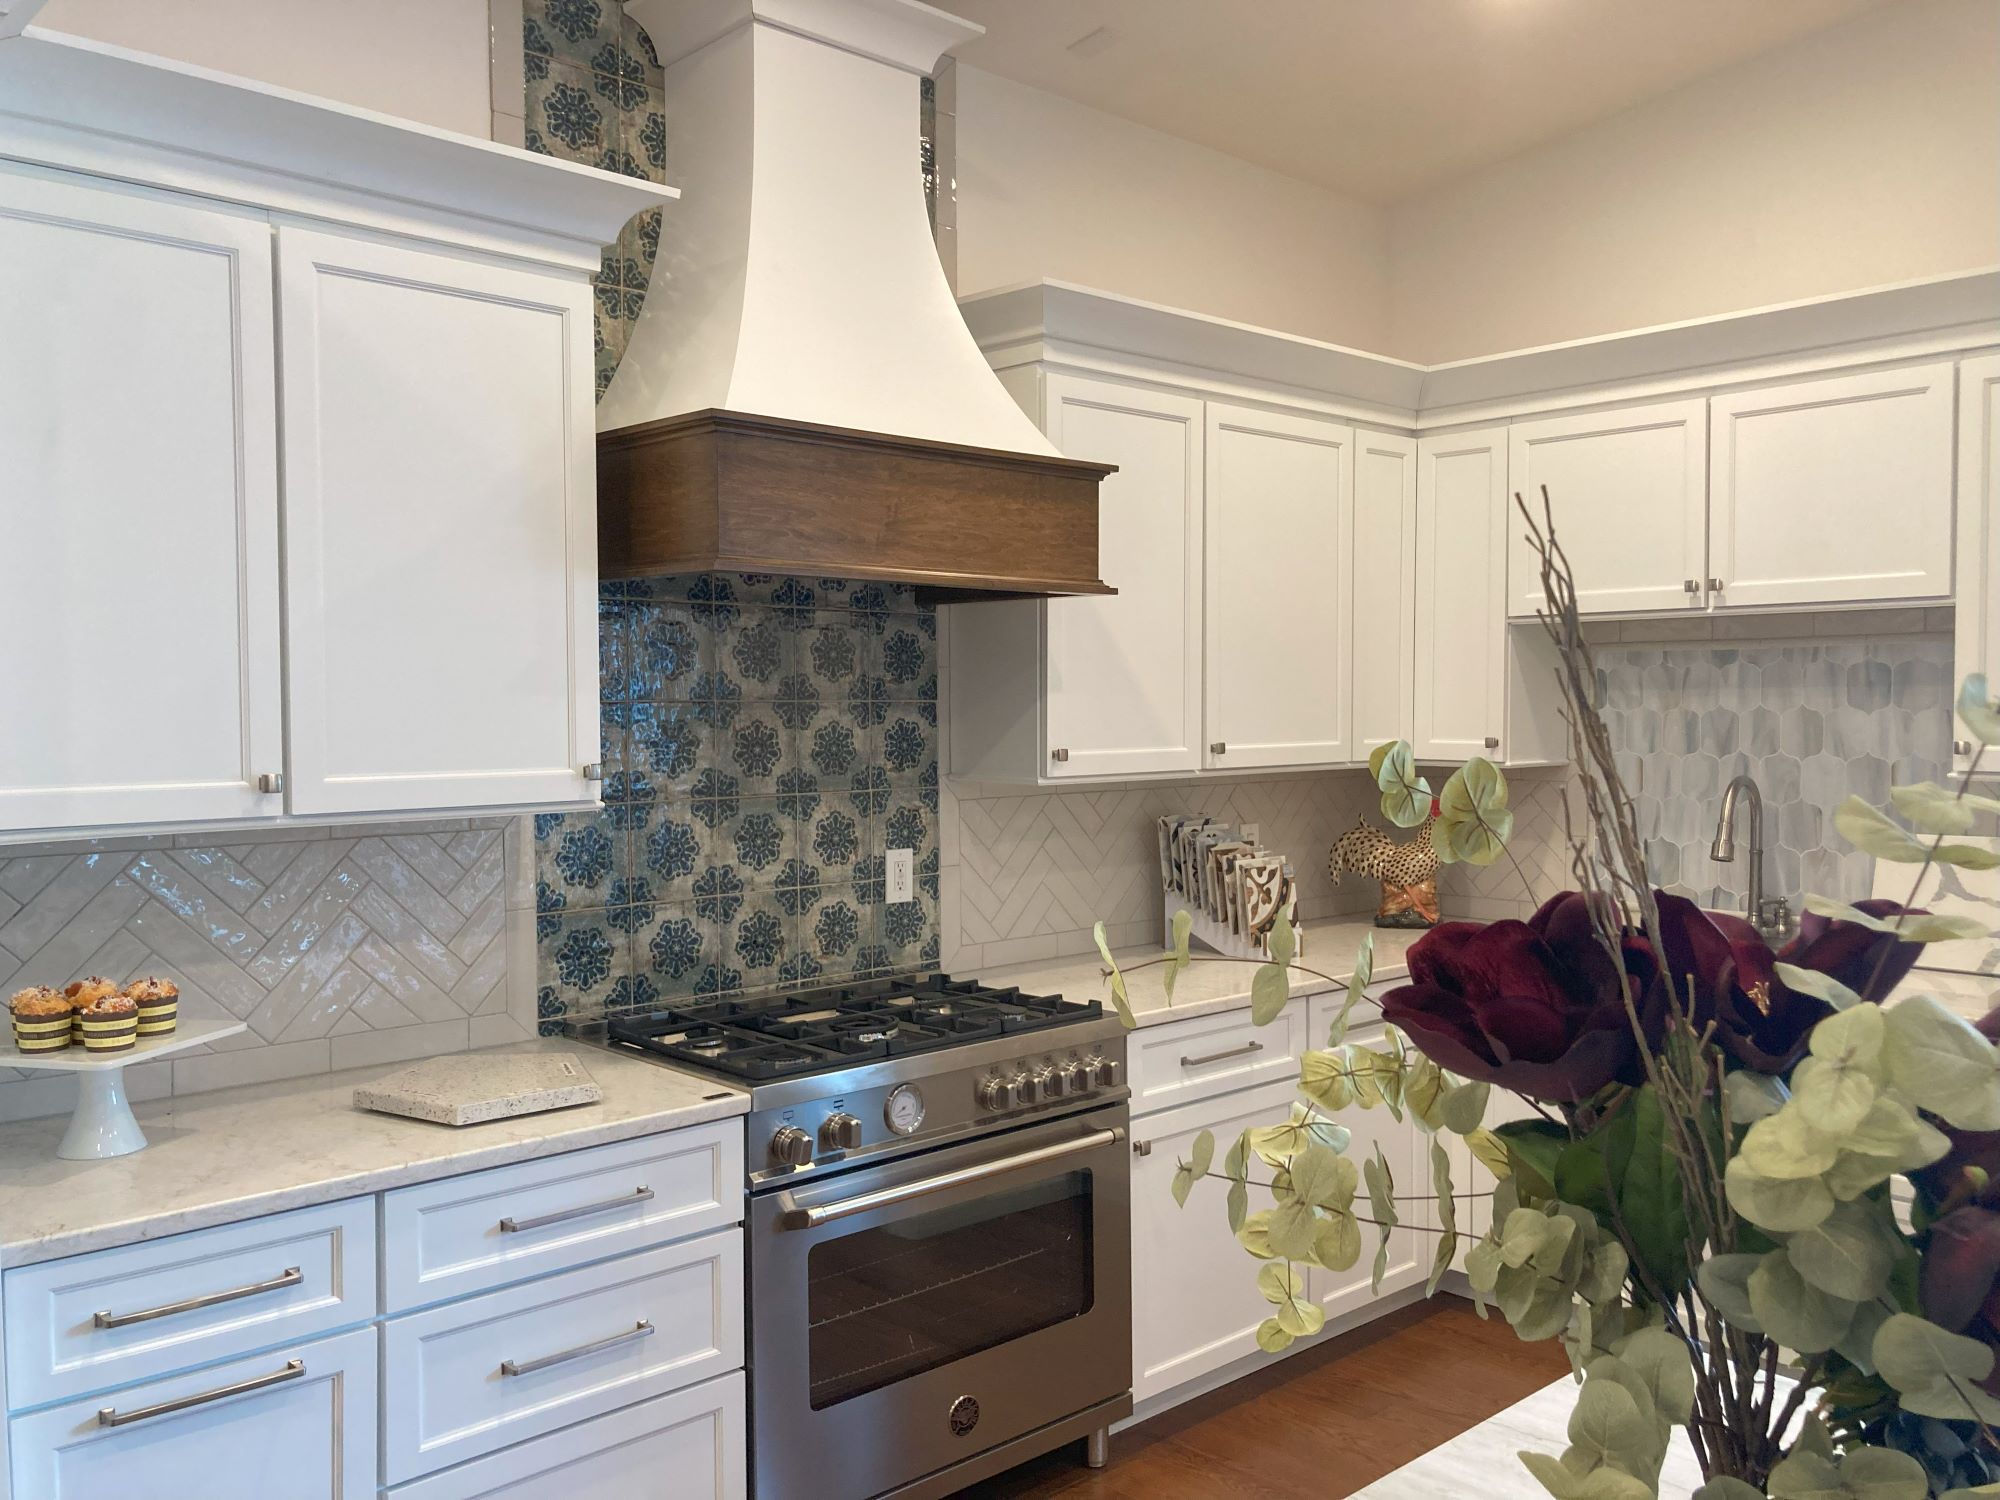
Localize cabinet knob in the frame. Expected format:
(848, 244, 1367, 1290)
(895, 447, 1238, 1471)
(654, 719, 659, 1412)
(1050, 747, 1069, 763)
(1683, 578, 1699, 594)
(254, 772, 284, 795)
(582, 762, 605, 780)
(1132, 1139, 1152, 1157)
(1708, 577, 1724, 593)
(1210, 742, 1227, 755)
(1956, 739, 1974, 757)
(1483, 736, 1500, 750)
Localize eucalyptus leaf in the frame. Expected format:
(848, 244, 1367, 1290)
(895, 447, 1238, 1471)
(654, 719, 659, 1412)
(1749, 1248, 1858, 1353)
(1960, 673, 2000, 746)
(1739, 1107, 1842, 1179)
(1435, 758, 1515, 866)
(1724, 1069, 1790, 1125)
(1250, 962, 1291, 1026)
(1365, 1143, 1397, 1293)
(1792, 1056, 1880, 1141)
(1093, 921, 1136, 1028)
(1268, 909, 1298, 969)
(1786, 1197, 1898, 1303)
(1170, 1162, 1197, 1208)
(1727, 1155, 1835, 1231)
(1776, 961, 1864, 1012)
(1314, 1210, 1361, 1271)
(1697, 1253, 1766, 1334)
(1405, 1055, 1448, 1132)
(1845, 1094, 1949, 1168)
(1835, 796, 1935, 865)
(1801, 892, 1991, 944)
(1837, 1299, 1892, 1377)
(1888, 782, 1979, 835)
(1617, 1327, 1696, 1427)
(1236, 1209, 1277, 1259)
(1518, 1450, 1656, 1500)
(1441, 1078, 1492, 1136)
(1299, 1048, 1354, 1113)
(1882, 994, 2000, 1131)
(1223, 1130, 1250, 1183)
(1226, 1178, 1248, 1233)
(1467, 1127, 1514, 1181)
(1255, 1316, 1294, 1353)
(1330, 929, 1375, 1045)
(1873, 1312, 2000, 1424)
(1564, 1377, 1657, 1477)
(1286, 1144, 1358, 1210)
(1189, 1128, 1215, 1180)
(1374, 741, 1434, 828)
(1428, 1139, 1458, 1295)
(1769, 1445, 1929, 1500)
(1694, 1480, 1767, 1500)
(1163, 908, 1193, 1002)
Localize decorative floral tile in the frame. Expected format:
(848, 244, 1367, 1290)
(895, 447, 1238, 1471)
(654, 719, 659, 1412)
(796, 888, 874, 980)
(534, 805, 629, 911)
(538, 907, 624, 1016)
(633, 704, 704, 795)
(635, 811, 706, 899)
(879, 623, 935, 696)
(717, 800, 795, 880)
(629, 901, 715, 1001)
(724, 709, 790, 793)
(807, 803, 867, 877)
(530, 64, 609, 158)
(725, 609, 791, 695)
(879, 799, 935, 867)
(627, 596, 708, 701)
(537, 0, 614, 69)
(881, 711, 934, 780)
(724, 888, 791, 981)
(880, 892, 937, 970)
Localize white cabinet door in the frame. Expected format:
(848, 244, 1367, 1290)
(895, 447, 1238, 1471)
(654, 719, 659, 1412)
(276, 225, 598, 815)
(1709, 363, 1954, 609)
(1042, 375, 1205, 779)
(1957, 354, 2000, 774)
(1202, 404, 1355, 770)
(1415, 427, 1508, 762)
(1508, 400, 1707, 617)
(387, 1373, 745, 1500)
(1352, 431, 1418, 761)
(1310, 1105, 1426, 1323)
(10, 1325, 376, 1500)
(0, 168, 284, 832)
(1130, 1080, 1299, 1403)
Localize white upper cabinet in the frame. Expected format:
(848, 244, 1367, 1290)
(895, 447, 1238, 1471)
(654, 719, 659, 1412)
(276, 227, 599, 815)
(1708, 363, 1955, 609)
(0, 169, 285, 833)
(1415, 428, 1508, 762)
(1202, 405, 1355, 770)
(1044, 376, 1206, 779)
(1349, 432, 1418, 761)
(1957, 353, 2000, 772)
(1507, 400, 1707, 617)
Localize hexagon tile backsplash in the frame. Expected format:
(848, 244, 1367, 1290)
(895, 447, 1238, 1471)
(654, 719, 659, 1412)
(1591, 637, 1952, 912)
(535, 575, 941, 1032)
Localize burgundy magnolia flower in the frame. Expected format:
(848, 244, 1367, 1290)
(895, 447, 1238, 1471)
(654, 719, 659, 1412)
(1379, 892, 1661, 1105)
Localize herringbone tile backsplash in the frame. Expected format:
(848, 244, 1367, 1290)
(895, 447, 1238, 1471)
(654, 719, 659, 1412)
(0, 820, 538, 1121)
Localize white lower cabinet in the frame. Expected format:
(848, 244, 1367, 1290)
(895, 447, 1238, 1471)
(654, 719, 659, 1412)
(388, 1374, 746, 1500)
(10, 1325, 377, 1500)
(1957, 352, 2000, 773)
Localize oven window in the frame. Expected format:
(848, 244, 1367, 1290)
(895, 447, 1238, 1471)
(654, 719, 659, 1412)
(806, 1169, 1094, 1409)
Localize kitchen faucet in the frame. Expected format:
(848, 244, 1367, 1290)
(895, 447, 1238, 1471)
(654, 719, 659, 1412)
(1710, 774, 1792, 940)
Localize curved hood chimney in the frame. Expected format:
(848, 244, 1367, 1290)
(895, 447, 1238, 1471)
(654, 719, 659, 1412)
(596, 0, 1112, 600)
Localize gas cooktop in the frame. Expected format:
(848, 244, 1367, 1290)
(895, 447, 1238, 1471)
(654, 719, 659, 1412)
(604, 973, 1105, 1082)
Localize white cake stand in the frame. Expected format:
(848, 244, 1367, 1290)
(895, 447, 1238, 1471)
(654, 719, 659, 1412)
(7, 1019, 248, 1159)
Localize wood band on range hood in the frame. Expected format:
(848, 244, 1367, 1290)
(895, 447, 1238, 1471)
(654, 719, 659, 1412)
(596, 409, 1117, 603)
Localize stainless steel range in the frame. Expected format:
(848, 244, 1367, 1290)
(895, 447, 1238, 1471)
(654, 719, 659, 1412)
(606, 973, 1133, 1500)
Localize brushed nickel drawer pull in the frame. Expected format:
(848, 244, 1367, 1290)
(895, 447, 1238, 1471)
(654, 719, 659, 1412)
(501, 1320, 653, 1377)
(1181, 1041, 1263, 1068)
(94, 1266, 303, 1329)
(98, 1359, 304, 1427)
(499, 1185, 653, 1234)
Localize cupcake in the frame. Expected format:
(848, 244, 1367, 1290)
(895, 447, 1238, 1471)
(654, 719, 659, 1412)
(10, 987, 71, 1053)
(77, 994, 137, 1054)
(124, 977, 178, 1037)
(63, 977, 118, 1043)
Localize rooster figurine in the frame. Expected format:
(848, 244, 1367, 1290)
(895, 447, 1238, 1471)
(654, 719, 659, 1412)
(1326, 803, 1441, 929)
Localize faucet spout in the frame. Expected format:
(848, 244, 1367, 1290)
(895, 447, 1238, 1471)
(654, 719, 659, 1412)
(1710, 775, 1766, 929)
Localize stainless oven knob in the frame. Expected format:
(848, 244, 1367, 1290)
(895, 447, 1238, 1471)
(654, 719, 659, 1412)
(820, 1113, 863, 1153)
(1093, 1057, 1121, 1090)
(769, 1125, 814, 1168)
(976, 1075, 1016, 1112)
(1060, 1060, 1093, 1095)
(1035, 1065, 1066, 1101)
(1015, 1070, 1042, 1106)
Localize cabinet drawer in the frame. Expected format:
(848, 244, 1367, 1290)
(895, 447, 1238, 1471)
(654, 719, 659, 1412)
(4, 1197, 375, 1409)
(1127, 1000, 1311, 1115)
(388, 1371, 745, 1499)
(382, 1227, 742, 1484)
(10, 1324, 376, 1500)
(382, 1122, 742, 1311)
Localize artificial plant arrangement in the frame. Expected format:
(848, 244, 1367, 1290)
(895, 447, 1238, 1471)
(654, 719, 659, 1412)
(1095, 496, 2000, 1498)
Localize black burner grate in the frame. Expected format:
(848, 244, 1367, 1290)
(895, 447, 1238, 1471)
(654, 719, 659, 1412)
(605, 973, 1101, 1080)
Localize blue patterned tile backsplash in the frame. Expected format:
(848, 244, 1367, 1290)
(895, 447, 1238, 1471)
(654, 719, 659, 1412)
(1591, 636, 1953, 913)
(537, 576, 941, 1029)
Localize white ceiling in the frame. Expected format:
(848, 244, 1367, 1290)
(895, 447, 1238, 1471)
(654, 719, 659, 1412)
(944, 0, 1901, 204)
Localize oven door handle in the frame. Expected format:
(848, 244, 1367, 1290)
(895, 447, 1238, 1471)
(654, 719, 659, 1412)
(778, 1126, 1124, 1230)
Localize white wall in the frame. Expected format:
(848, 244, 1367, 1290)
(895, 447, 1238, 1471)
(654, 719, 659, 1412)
(954, 64, 1393, 352)
(1386, 0, 2000, 364)
(34, 0, 495, 138)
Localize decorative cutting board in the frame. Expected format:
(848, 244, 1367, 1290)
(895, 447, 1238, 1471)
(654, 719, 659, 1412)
(353, 1053, 602, 1126)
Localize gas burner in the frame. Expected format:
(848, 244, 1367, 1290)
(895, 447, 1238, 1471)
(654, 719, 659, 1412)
(604, 972, 1103, 1083)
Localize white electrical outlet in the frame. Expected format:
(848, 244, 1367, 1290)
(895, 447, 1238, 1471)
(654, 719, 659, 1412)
(886, 847, 915, 904)
(1240, 823, 1260, 845)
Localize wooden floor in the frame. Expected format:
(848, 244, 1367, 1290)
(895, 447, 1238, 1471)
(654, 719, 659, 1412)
(953, 1299, 1569, 1500)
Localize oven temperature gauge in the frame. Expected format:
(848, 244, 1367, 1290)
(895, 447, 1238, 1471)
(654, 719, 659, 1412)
(884, 1083, 926, 1136)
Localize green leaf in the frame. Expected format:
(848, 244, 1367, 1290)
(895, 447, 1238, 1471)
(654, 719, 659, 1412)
(1257, 1259, 1324, 1337)
(1170, 1162, 1197, 1208)
(1428, 1138, 1458, 1295)
(1723, 1069, 1789, 1124)
(1726, 1155, 1835, 1231)
(1619, 1086, 1688, 1293)
(1496, 1118, 1568, 1201)
(1405, 1055, 1448, 1132)
(1836, 796, 1932, 864)
(1873, 1312, 2000, 1424)
(1739, 1106, 1842, 1179)
(1467, 1127, 1514, 1181)
(1255, 1315, 1294, 1353)
(1883, 994, 2000, 1131)
(1226, 1178, 1248, 1233)
(1845, 1094, 1949, 1168)
(1518, 1451, 1656, 1500)
(1313, 1210, 1361, 1271)
(1364, 1143, 1397, 1293)
(1298, 1049, 1353, 1112)
(1236, 1209, 1277, 1259)
(1618, 1327, 1696, 1427)
(1163, 908, 1193, 1002)
(1889, 782, 1979, 835)
(1284, 1144, 1358, 1211)
(1268, 909, 1297, 969)
(1961, 673, 2000, 746)
(1330, 930, 1375, 1045)
(1434, 758, 1514, 865)
(1093, 921, 1136, 1028)
(1250, 962, 1291, 1026)
(1776, 962, 1863, 1012)
(1564, 1377, 1658, 1478)
(1223, 1130, 1250, 1183)
(1697, 1253, 1766, 1334)
(1792, 1004, 1888, 1135)
(1749, 1249, 1857, 1354)
(1802, 890, 1990, 943)
(1374, 740, 1434, 828)
(1440, 1079, 1491, 1136)
(1786, 1198, 1897, 1303)
(1694, 1481, 1768, 1500)
(1189, 1128, 1215, 1180)
(1770, 1445, 1929, 1500)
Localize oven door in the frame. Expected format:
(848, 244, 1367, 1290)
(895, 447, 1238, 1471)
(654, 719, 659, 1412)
(748, 1102, 1131, 1500)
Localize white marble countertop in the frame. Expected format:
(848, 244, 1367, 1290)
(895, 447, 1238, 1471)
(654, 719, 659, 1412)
(980, 916, 1428, 1028)
(0, 1039, 746, 1268)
